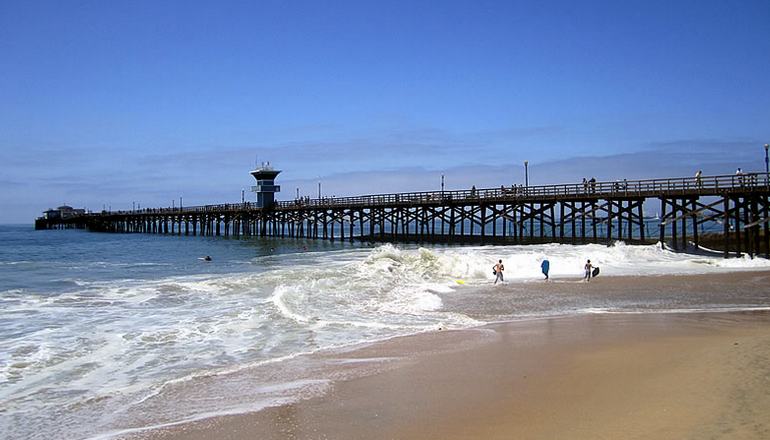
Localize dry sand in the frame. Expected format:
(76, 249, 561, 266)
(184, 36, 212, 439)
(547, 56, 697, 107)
(131, 273, 770, 440)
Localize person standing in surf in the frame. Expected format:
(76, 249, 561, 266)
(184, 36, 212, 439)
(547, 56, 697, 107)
(493, 259, 505, 284)
(584, 259, 593, 282)
(541, 259, 550, 280)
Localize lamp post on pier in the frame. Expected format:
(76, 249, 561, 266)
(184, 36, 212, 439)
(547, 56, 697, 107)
(524, 160, 529, 187)
(764, 143, 769, 186)
(441, 174, 445, 193)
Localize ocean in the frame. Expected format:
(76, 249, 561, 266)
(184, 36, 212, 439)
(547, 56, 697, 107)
(1, 224, 769, 439)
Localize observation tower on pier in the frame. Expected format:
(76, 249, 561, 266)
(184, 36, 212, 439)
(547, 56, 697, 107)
(250, 162, 281, 208)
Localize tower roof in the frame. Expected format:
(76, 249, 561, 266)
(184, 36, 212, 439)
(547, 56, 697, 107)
(250, 163, 281, 180)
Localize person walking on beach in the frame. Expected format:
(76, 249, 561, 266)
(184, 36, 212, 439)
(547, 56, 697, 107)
(584, 259, 593, 282)
(493, 259, 505, 284)
(541, 259, 550, 280)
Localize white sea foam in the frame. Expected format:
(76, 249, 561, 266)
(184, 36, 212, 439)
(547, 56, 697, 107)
(576, 306, 770, 315)
(86, 379, 331, 440)
(0, 260, 34, 266)
(433, 241, 770, 280)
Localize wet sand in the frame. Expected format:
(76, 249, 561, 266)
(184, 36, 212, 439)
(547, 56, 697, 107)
(442, 270, 770, 321)
(131, 273, 770, 440)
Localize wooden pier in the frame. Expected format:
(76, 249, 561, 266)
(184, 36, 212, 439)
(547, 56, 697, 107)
(36, 173, 770, 259)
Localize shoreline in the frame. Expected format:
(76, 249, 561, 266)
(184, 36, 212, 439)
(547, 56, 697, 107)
(124, 304, 770, 439)
(440, 270, 770, 324)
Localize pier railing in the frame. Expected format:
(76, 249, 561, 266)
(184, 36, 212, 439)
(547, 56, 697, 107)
(103, 173, 768, 215)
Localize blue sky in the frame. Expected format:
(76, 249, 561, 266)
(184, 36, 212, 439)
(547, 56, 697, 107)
(1, 0, 769, 223)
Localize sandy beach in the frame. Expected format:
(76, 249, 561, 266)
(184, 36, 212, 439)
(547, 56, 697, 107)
(127, 271, 770, 440)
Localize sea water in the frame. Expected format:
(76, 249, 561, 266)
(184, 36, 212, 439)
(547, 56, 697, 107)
(1, 224, 769, 439)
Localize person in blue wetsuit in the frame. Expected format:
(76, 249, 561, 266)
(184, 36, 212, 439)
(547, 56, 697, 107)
(541, 259, 550, 280)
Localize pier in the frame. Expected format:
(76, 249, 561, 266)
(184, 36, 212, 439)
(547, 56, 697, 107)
(35, 171, 770, 259)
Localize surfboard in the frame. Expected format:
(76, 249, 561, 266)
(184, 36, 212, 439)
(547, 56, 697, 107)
(592, 267, 600, 277)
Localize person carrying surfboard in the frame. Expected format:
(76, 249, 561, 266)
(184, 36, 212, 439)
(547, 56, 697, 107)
(541, 259, 550, 280)
(584, 259, 593, 282)
(493, 259, 505, 284)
